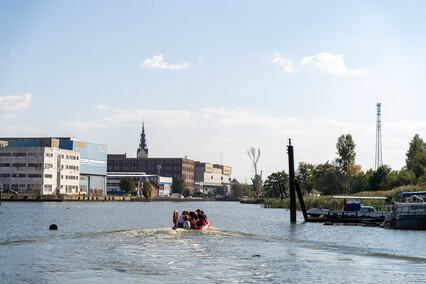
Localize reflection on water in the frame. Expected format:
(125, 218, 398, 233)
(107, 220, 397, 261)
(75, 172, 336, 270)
(0, 201, 425, 283)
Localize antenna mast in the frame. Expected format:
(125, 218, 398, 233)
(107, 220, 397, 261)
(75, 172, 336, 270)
(375, 102, 383, 169)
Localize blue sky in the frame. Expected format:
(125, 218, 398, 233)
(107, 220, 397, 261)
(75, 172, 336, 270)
(1, 1, 425, 182)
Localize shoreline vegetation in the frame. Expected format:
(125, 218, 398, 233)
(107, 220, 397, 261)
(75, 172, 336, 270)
(244, 184, 426, 210)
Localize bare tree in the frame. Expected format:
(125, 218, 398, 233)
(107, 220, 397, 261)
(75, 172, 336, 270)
(247, 147, 262, 197)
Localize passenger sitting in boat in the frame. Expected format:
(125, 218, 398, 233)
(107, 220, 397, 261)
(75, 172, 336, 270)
(189, 211, 200, 229)
(177, 211, 188, 228)
(196, 212, 206, 227)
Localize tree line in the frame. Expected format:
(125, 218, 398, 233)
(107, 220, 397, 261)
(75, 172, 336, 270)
(237, 134, 426, 198)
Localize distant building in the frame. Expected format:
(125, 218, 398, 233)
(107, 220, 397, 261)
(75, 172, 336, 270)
(106, 172, 172, 197)
(107, 155, 195, 190)
(108, 124, 195, 190)
(0, 137, 107, 195)
(194, 162, 232, 195)
(137, 122, 149, 159)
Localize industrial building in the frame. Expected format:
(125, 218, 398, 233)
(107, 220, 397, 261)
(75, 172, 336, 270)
(194, 162, 232, 195)
(107, 155, 195, 190)
(0, 137, 107, 195)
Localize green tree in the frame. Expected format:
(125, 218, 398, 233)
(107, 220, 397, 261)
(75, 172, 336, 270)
(368, 165, 392, 191)
(231, 183, 244, 199)
(263, 171, 289, 198)
(406, 134, 426, 175)
(335, 134, 357, 193)
(142, 181, 151, 198)
(172, 178, 186, 195)
(296, 162, 315, 195)
(381, 169, 416, 190)
(119, 177, 135, 194)
(313, 162, 342, 195)
(336, 134, 356, 172)
(411, 151, 426, 179)
(241, 184, 255, 197)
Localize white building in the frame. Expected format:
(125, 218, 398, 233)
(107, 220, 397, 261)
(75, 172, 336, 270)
(194, 162, 232, 195)
(0, 146, 81, 195)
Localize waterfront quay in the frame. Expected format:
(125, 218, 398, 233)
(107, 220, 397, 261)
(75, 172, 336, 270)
(0, 192, 217, 202)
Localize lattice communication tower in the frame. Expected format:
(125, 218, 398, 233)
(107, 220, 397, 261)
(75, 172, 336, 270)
(375, 102, 382, 169)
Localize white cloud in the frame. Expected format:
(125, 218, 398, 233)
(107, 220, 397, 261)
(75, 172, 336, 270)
(312, 118, 360, 132)
(301, 53, 369, 76)
(384, 121, 426, 136)
(60, 108, 194, 130)
(272, 52, 369, 76)
(201, 107, 300, 130)
(93, 105, 110, 110)
(140, 54, 190, 70)
(272, 53, 295, 73)
(0, 93, 32, 111)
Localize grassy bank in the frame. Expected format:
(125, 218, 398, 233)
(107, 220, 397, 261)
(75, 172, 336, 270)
(262, 184, 426, 210)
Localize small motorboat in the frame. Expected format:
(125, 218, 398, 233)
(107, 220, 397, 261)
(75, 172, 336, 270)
(172, 210, 211, 230)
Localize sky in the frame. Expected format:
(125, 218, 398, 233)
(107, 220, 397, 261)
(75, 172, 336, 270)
(1, 1, 425, 182)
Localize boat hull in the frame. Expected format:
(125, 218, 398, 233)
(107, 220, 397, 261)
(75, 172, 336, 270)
(172, 221, 211, 230)
(307, 208, 389, 224)
(394, 215, 426, 230)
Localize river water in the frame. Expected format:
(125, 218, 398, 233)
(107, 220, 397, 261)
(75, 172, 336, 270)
(0, 201, 425, 283)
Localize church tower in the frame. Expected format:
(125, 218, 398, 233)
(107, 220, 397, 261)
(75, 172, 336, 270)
(137, 122, 149, 158)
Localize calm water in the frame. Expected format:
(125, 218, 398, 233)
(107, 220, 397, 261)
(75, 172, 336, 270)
(0, 201, 425, 283)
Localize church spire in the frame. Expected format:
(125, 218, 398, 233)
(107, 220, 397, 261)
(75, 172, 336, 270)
(137, 121, 149, 158)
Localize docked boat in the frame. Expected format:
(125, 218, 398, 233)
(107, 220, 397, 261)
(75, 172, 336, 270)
(307, 196, 390, 224)
(382, 191, 426, 230)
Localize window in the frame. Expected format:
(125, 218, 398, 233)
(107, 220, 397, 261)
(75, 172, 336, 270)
(12, 152, 26, 157)
(44, 174, 53, 178)
(28, 152, 42, 157)
(12, 163, 26, 168)
(28, 163, 43, 168)
(0, 163, 10, 167)
(66, 155, 78, 160)
(44, 184, 52, 192)
(44, 163, 53, 169)
(0, 173, 10, 177)
(46, 153, 53, 157)
(28, 174, 42, 178)
(0, 153, 11, 156)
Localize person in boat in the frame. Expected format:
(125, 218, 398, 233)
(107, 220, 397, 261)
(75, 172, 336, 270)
(177, 210, 189, 228)
(196, 213, 206, 227)
(189, 211, 200, 229)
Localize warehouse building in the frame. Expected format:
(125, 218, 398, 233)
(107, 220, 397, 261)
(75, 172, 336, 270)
(0, 137, 107, 195)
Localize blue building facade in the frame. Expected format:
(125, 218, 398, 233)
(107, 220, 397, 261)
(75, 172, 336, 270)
(59, 139, 107, 195)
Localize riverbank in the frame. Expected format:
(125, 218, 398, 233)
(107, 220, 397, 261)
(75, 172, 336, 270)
(0, 193, 233, 202)
(253, 184, 426, 209)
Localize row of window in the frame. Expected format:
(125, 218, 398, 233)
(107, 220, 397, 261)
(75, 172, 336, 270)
(0, 163, 78, 169)
(2, 184, 42, 191)
(0, 173, 44, 178)
(0, 174, 80, 179)
(0, 152, 43, 157)
(0, 163, 44, 167)
(0, 152, 78, 158)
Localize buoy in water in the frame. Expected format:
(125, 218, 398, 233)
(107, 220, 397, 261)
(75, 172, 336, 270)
(319, 215, 325, 219)
(49, 224, 58, 230)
